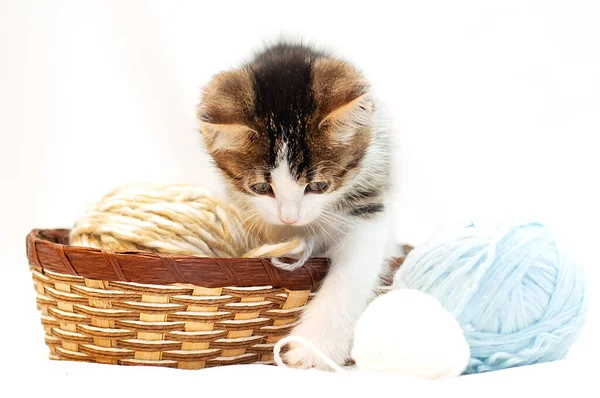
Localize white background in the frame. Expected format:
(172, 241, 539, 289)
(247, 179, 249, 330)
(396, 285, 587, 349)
(1, 0, 598, 391)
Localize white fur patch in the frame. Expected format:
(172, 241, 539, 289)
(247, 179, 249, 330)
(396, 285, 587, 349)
(283, 212, 393, 369)
(271, 161, 303, 224)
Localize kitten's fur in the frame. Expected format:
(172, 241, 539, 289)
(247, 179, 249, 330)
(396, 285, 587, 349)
(198, 42, 396, 369)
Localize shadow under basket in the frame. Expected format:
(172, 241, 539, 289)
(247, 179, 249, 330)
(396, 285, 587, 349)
(26, 229, 404, 370)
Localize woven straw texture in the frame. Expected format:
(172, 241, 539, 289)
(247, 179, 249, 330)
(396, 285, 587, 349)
(32, 268, 315, 368)
(26, 229, 404, 369)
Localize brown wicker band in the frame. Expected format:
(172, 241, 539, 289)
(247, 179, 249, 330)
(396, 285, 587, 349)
(26, 229, 330, 291)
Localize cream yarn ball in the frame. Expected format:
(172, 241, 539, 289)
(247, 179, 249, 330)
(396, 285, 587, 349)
(351, 289, 470, 378)
(69, 183, 311, 261)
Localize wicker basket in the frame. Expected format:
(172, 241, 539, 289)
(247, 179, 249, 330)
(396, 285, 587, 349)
(26, 229, 403, 370)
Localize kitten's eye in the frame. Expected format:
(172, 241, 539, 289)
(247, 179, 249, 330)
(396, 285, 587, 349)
(306, 181, 329, 194)
(250, 182, 273, 195)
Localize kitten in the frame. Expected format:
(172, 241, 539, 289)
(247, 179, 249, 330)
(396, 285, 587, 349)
(197, 42, 396, 369)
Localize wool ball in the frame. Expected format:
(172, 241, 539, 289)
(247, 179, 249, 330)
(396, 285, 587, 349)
(392, 220, 589, 374)
(351, 289, 470, 378)
(69, 183, 308, 260)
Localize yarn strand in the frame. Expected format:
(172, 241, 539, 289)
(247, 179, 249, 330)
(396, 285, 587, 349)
(271, 238, 316, 271)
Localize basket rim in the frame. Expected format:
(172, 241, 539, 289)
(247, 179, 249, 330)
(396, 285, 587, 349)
(26, 229, 331, 291)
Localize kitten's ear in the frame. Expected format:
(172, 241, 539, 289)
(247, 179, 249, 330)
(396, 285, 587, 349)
(197, 68, 254, 125)
(318, 93, 374, 144)
(199, 122, 257, 153)
(197, 67, 256, 152)
(312, 59, 374, 144)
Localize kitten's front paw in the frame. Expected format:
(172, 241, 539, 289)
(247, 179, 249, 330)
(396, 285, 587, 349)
(280, 328, 350, 371)
(282, 343, 319, 369)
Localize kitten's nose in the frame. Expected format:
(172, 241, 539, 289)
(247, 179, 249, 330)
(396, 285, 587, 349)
(278, 198, 301, 225)
(280, 216, 299, 225)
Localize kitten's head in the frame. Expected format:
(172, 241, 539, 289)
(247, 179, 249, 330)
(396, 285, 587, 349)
(198, 44, 375, 226)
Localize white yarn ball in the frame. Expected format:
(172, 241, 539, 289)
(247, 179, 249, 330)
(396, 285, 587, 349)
(351, 289, 470, 378)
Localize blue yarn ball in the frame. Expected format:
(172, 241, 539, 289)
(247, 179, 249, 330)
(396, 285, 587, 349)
(392, 220, 589, 374)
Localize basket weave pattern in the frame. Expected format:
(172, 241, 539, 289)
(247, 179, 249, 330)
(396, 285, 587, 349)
(32, 268, 313, 368)
(26, 229, 330, 369)
(26, 229, 403, 369)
